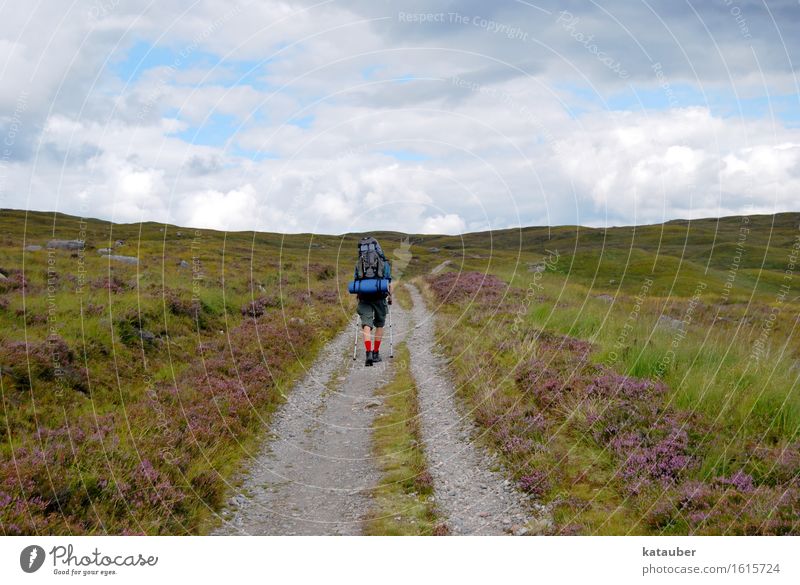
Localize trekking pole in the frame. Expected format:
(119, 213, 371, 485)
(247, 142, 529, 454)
(388, 303, 394, 358)
(352, 315, 359, 360)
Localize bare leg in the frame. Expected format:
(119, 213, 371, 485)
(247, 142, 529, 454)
(362, 325, 372, 345)
(374, 327, 383, 346)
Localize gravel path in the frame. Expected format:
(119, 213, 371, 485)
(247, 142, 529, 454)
(405, 283, 550, 535)
(212, 301, 412, 535)
(430, 259, 452, 274)
(212, 284, 548, 535)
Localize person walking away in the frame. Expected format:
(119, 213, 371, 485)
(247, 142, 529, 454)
(352, 236, 393, 366)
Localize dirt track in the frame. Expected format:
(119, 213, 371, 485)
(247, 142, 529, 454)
(212, 284, 544, 535)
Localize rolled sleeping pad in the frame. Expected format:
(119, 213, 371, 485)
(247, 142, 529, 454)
(348, 278, 391, 294)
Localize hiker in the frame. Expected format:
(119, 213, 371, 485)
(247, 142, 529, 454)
(349, 236, 393, 366)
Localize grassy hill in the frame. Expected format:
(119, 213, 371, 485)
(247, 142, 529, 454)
(0, 209, 356, 534)
(414, 212, 800, 535)
(1, 208, 798, 535)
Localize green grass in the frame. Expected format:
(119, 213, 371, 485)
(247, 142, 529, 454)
(418, 211, 800, 534)
(0, 209, 358, 534)
(363, 343, 444, 536)
(2, 208, 798, 535)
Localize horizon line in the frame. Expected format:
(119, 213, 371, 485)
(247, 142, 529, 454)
(2, 207, 799, 238)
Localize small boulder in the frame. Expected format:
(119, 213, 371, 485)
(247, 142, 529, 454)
(104, 255, 139, 265)
(47, 239, 84, 250)
(97, 248, 113, 255)
(138, 329, 156, 343)
(114, 240, 125, 247)
(178, 260, 190, 268)
(24, 244, 42, 252)
(528, 263, 546, 273)
(657, 315, 684, 330)
(428, 247, 440, 253)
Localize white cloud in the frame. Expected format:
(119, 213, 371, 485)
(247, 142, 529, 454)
(2, 0, 799, 234)
(181, 184, 259, 231)
(422, 213, 467, 234)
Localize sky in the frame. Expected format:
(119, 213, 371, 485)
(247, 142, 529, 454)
(0, 0, 798, 234)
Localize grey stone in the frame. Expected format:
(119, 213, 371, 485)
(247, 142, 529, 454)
(657, 315, 685, 331)
(138, 329, 156, 343)
(97, 248, 113, 255)
(114, 240, 125, 247)
(105, 255, 139, 265)
(47, 239, 84, 250)
(178, 260, 190, 268)
(528, 263, 546, 273)
(24, 245, 42, 251)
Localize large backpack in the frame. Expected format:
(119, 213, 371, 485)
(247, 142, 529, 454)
(354, 236, 389, 280)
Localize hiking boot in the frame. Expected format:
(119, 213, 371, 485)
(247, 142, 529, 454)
(372, 350, 382, 363)
(365, 351, 373, 366)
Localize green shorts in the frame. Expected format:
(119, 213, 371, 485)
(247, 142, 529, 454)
(357, 296, 388, 329)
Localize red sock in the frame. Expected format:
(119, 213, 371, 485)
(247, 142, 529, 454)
(365, 340, 372, 351)
(374, 340, 381, 351)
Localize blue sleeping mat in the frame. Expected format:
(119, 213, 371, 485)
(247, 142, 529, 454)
(348, 278, 391, 294)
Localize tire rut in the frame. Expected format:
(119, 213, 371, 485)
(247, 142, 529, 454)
(212, 284, 548, 535)
(212, 301, 412, 535)
(405, 283, 550, 535)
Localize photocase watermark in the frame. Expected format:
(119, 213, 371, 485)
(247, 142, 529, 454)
(20, 545, 46, 573)
(720, 215, 750, 303)
(556, 11, 629, 79)
(605, 276, 654, 367)
(137, 3, 246, 121)
(21, 543, 158, 576)
(721, 0, 753, 40)
(450, 75, 565, 156)
(654, 281, 708, 379)
(144, 373, 180, 467)
(510, 249, 560, 335)
(390, 236, 413, 280)
(87, 0, 119, 20)
(0, 91, 28, 205)
(397, 11, 529, 40)
(651, 62, 680, 109)
(277, 142, 373, 229)
(748, 231, 799, 366)
(190, 228, 204, 303)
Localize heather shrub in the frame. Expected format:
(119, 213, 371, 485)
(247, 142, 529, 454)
(427, 271, 507, 304)
(115, 311, 159, 348)
(518, 470, 550, 497)
(312, 288, 339, 304)
(0, 268, 27, 292)
(0, 335, 87, 393)
(241, 295, 281, 317)
(306, 262, 335, 280)
(92, 274, 132, 293)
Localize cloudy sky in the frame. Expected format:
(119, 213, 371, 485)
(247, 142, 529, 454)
(1, 0, 798, 234)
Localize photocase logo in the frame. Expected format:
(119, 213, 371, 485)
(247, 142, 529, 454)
(391, 236, 413, 278)
(20, 545, 46, 573)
